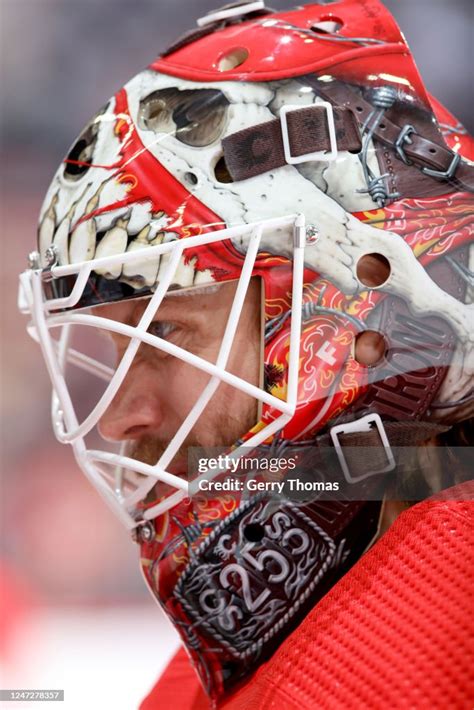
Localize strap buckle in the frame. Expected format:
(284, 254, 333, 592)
(330, 413, 396, 483)
(394, 124, 416, 165)
(395, 125, 461, 181)
(280, 102, 338, 165)
(422, 151, 461, 180)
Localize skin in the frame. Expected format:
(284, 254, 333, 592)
(97, 278, 262, 475)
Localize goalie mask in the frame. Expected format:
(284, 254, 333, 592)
(19, 0, 473, 701)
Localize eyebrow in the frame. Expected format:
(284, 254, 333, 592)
(130, 295, 205, 326)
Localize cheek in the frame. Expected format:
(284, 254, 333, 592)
(160, 357, 212, 413)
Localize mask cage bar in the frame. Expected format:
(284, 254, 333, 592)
(19, 214, 306, 527)
(25, 321, 115, 382)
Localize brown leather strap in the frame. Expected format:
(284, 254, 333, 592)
(322, 421, 449, 449)
(222, 82, 474, 191)
(314, 81, 474, 193)
(222, 105, 362, 181)
(317, 421, 449, 480)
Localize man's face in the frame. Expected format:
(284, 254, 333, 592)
(96, 278, 262, 476)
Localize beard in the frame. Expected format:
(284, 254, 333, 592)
(125, 394, 258, 504)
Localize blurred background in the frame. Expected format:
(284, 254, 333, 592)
(0, 1, 472, 708)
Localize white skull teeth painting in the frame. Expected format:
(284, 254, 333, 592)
(38, 186, 213, 289)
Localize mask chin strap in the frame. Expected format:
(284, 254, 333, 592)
(325, 416, 449, 483)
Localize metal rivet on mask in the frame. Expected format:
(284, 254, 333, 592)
(28, 250, 41, 269)
(44, 245, 59, 267)
(306, 225, 319, 244)
(137, 521, 155, 544)
(371, 85, 397, 109)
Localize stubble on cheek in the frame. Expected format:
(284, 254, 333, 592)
(124, 395, 258, 505)
(128, 389, 258, 473)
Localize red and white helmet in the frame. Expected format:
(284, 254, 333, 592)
(19, 0, 473, 699)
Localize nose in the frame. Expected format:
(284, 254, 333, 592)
(98, 364, 163, 442)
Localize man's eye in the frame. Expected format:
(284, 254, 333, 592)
(147, 321, 176, 339)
